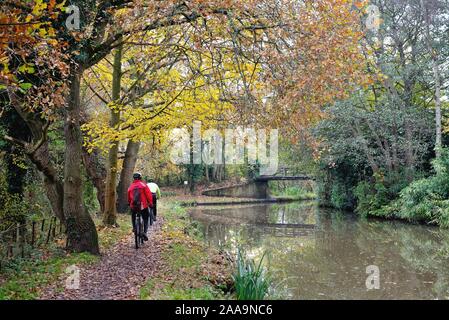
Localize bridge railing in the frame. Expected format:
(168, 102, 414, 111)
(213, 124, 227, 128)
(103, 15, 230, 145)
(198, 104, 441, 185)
(259, 166, 312, 178)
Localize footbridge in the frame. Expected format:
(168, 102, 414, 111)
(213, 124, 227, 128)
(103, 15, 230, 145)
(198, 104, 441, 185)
(202, 171, 314, 199)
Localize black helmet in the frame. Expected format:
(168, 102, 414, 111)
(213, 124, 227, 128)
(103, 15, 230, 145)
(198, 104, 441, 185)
(133, 172, 142, 180)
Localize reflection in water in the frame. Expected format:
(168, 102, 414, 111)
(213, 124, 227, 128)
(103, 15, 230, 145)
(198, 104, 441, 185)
(190, 202, 449, 300)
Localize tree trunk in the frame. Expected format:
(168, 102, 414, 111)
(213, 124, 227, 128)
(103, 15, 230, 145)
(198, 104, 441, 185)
(432, 59, 442, 157)
(205, 164, 209, 182)
(117, 140, 141, 213)
(103, 42, 123, 225)
(64, 66, 99, 254)
(422, 0, 442, 157)
(30, 142, 65, 222)
(82, 147, 106, 214)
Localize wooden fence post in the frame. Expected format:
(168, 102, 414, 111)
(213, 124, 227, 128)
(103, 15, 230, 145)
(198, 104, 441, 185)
(31, 221, 36, 248)
(1, 217, 68, 264)
(52, 217, 56, 239)
(46, 218, 53, 244)
(22, 222, 26, 258)
(15, 223, 21, 259)
(16, 223, 20, 243)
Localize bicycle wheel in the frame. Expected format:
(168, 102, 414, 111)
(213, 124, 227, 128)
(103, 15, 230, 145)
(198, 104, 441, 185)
(139, 215, 145, 245)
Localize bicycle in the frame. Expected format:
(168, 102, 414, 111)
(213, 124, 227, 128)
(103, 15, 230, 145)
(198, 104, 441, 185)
(134, 211, 145, 249)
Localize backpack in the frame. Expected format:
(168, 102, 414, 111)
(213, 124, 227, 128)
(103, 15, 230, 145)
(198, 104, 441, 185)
(131, 185, 142, 210)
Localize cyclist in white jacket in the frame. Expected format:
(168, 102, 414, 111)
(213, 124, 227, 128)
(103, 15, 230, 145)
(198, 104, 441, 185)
(147, 178, 161, 221)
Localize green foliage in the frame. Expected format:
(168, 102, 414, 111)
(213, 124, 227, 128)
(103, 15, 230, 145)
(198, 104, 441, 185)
(0, 174, 28, 231)
(354, 172, 410, 216)
(278, 137, 316, 174)
(232, 249, 270, 300)
(183, 163, 204, 191)
(246, 161, 261, 180)
(353, 181, 378, 216)
(83, 177, 99, 214)
(0, 160, 53, 233)
(315, 157, 362, 210)
(330, 181, 354, 210)
(0, 248, 98, 300)
(0, 192, 28, 226)
(371, 149, 449, 227)
(314, 96, 434, 212)
(161, 191, 177, 197)
(0, 126, 7, 149)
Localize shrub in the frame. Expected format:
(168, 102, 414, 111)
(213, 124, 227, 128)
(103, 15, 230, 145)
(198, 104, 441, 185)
(232, 249, 270, 300)
(395, 175, 449, 226)
(354, 171, 411, 217)
(354, 180, 387, 215)
(0, 187, 29, 232)
(330, 181, 354, 210)
(374, 149, 449, 227)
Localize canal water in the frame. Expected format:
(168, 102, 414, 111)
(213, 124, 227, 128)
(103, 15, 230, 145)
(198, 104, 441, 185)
(190, 201, 449, 299)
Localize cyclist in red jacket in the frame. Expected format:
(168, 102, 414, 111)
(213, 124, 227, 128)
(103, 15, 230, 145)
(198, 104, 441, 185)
(128, 172, 153, 241)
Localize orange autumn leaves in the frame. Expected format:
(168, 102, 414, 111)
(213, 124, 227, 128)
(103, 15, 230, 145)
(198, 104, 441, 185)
(1, 0, 374, 140)
(259, 0, 374, 138)
(1, 0, 69, 120)
(0, 0, 66, 87)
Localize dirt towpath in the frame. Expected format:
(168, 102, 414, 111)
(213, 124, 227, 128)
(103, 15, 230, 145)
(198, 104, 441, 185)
(39, 221, 163, 300)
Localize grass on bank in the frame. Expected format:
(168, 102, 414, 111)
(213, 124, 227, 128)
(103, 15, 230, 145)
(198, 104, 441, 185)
(269, 185, 316, 201)
(0, 214, 131, 300)
(139, 201, 233, 300)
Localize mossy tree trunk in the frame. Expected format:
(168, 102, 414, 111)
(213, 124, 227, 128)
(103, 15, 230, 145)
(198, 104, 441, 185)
(103, 42, 123, 226)
(116, 140, 140, 213)
(64, 66, 99, 254)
